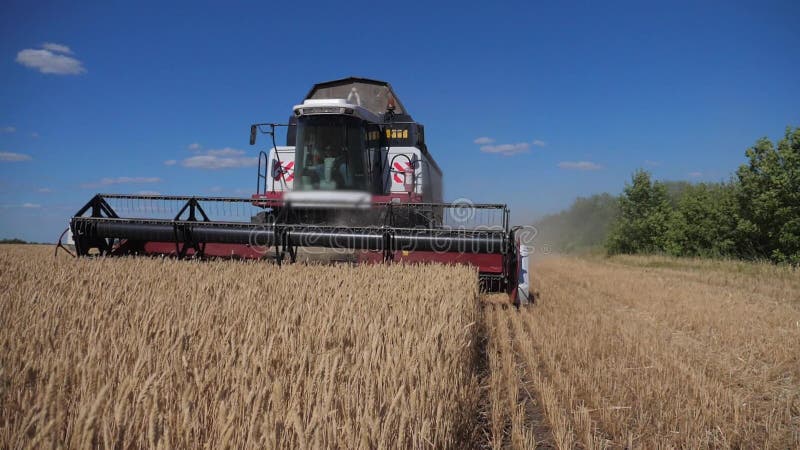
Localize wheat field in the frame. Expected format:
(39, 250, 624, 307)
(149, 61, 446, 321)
(2, 245, 799, 449)
(485, 256, 800, 449)
(0, 245, 480, 449)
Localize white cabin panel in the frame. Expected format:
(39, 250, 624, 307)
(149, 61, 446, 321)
(267, 146, 295, 192)
(384, 146, 442, 202)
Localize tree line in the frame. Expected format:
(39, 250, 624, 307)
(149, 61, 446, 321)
(534, 126, 799, 264)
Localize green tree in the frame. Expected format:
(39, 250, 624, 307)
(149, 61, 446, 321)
(661, 180, 693, 208)
(607, 170, 673, 254)
(736, 127, 800, 264)
(665, 182, 738, 257)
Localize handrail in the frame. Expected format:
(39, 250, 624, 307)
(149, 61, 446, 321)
(257, 151, 269, 195)
(92, 194, 507, 209)
(75, 194, 509, 232)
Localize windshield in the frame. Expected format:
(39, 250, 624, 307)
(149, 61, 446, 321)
(294, 115, 368, 191)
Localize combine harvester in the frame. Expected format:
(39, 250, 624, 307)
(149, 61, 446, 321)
(65, 78, 531, 305)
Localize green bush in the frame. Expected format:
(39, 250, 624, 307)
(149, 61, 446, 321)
(664, 182, 738, 258)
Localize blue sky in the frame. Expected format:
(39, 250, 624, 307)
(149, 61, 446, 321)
(1, 0, 798, 242)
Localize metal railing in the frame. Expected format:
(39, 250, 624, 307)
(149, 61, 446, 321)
(84, 194, 509, 232)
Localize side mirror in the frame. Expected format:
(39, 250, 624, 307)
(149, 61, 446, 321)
(249, 125, 257, 145)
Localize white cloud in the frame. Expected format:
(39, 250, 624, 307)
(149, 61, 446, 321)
(558, 161, 604, 171)
(206, 147, 244, 156)
(0, 151, 32, 162)
(188, 142, 202, 151)
(208, 186, 223, 193)
(1, 203, 42, 209)
(82, 176, 161, 188)
(16, 44, 86, 75)
(475, 138, 543, 155)
(181, 147, 258, 169)
(644, 160, 662, 167)
(688, 171, 703, 178)
(100, 176, 160, 185)
(164, 159, 177, 166)
(135, 190, 161, 195)
(42, 42, 73, 54)
(1, 126, 15, 133)
(37, 188, 52, 193)
(480, 142, 531, 156)
(31, 132, 40, 138)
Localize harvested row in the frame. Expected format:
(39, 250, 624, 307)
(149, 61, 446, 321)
(483, 306, 538, 449)
(484, 256, 800, 449)
(0, 245, 480, 449)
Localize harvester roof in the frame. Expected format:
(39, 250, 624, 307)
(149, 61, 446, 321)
(304, 77, 410, 118)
